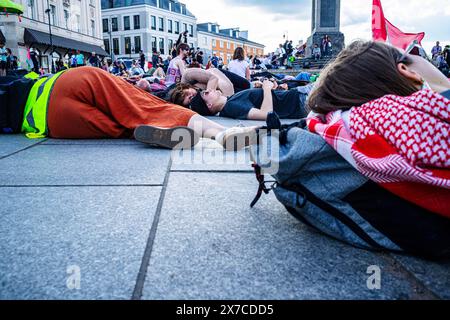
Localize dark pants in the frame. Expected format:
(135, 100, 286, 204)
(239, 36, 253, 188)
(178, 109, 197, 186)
(219, 69, 250, 93)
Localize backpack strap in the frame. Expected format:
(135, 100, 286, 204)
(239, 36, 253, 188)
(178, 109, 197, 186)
(281, 182, 384, 250)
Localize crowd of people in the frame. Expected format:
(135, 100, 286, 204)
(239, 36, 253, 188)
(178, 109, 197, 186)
(1, 36, 449, 257)
(431, 41, 450, 77)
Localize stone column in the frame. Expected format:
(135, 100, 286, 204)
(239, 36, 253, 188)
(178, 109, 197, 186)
(307, 0, 345, 58)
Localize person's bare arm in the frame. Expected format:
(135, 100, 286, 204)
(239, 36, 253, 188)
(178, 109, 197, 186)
(182, 68, 219, 91)
(245, 66, 251, 80)
(176, 59, 187, 77)
(247, 80, 274, 120)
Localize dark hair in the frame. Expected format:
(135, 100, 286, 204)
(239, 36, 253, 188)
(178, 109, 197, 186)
(307, 41, 419, 114)
(168, 83, 213, 116)
(177, 43, 190, 55)
(168, 83, 197, 105)
(233, 47, 245, 61)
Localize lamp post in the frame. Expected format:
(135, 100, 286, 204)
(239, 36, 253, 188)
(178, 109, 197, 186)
(45, 0, 55, 73)
(109, 18, 114, 61)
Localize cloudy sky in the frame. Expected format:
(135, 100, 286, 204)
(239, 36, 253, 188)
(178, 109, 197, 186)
(183, 0, 450, 54)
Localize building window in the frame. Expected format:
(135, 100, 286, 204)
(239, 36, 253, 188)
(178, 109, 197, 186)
(151, 37, 157, 53)
(102, 18, 109, 33)
(212, 39, 216, 47)
(168, 39, 173, 55)
(50, 5, 56, 26)
(160, 0, 169, 10)
(159, 17, 164, 31)
(91, 20, 95, 36)
(75, 14, 81, 32)
(104, 39, 110, 55)
(124, 16, 130, 31)
(168, 19, 173, 33)
(220, 41, 224, 48)
(113, 38, 120, 55)
(159, 38, 165, 54)
(64, 10, 69, 29)
(134, 15, 140, 29)
(183, 23, 187, 33)
(189, 25, 194, 37)
(111, 17, 118, 32)
(27, 0, 36, 20)
(134, 36, 141, 52)
(226, 42, 230, 49)
(151, 16, 156, 30)
(125, 37, 131, 54)
(174, 21, 179, 34)
(203, 37, 207, 45)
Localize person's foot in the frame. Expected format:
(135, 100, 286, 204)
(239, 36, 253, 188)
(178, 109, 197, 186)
(134, 125, 199, 149)
(215, 126, 259, 151)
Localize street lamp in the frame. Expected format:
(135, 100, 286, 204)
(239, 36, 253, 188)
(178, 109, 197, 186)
(45, 0, 55, 73)
(109, 18, 114, 61)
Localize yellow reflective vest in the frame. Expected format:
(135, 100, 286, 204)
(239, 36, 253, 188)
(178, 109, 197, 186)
(21, 70, 67, 138)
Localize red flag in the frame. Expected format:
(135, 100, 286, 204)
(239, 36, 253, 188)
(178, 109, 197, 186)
(386, 19, 425, 50)
(372, 0, 425, 50)
(372, 0, 387, 41)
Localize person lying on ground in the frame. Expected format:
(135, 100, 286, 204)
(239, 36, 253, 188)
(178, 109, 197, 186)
(307, 40, 450, 218)
(0, 66, 257, 151)
(169, 80, 313, 120)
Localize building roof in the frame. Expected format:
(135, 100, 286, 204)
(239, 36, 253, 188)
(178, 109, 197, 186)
(101, 0, 195, 18)
(197, 24, 264, 48)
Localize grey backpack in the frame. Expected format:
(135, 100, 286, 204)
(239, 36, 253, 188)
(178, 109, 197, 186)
(250, 114, 450, 259)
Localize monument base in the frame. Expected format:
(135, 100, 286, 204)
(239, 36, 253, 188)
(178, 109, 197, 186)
(306, 31, 345, 57)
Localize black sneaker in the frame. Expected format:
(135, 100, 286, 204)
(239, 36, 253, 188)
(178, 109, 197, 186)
(134, 125, 199, 149)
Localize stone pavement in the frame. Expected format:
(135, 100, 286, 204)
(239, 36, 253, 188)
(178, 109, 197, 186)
(0, 117, 449, 300)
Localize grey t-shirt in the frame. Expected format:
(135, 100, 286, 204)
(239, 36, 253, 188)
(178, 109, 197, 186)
(219, 88, 308, 120)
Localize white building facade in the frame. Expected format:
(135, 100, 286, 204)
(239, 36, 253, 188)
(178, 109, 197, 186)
(101, 0, 197, 61)
(0, 0, 106, 72)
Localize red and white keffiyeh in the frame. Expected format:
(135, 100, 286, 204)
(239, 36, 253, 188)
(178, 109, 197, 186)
(307, 89, 450, 218)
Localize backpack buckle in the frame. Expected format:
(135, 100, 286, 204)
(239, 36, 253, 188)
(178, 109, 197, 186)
(250, 163, 278, 208)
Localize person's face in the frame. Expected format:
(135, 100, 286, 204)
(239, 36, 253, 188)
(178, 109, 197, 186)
(398, 49, 449, 90)
(201, 90, 223, 114)
(180, 47, 190, 57)
(437, 42, 440, 46)
(182, 88, 197, 106)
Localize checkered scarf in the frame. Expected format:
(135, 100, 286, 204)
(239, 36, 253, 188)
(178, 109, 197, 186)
(307, 89, 450, 218)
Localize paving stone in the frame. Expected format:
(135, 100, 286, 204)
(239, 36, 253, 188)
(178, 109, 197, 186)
(391, 255, 450, 299)
(0, 135, 46, 158)
(0, 186, 162, 299)
(171, 139, 253, 172)
(42, 139, 141, 145)
(142, 173, 434, 300)
(0, 144, 171, 186)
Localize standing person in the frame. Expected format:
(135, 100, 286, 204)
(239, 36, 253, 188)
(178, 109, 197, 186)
(165, 43, 189, 88)
(163, 55, 171, 73)
(151, 49, 159, 70)
(227, 47, 250, 81)
(431, 41, 442, 59)
(70, 51, 78, 68)
(0, 41, 7, 77)
(211, 53, 219, 68)
(88, 52, 101, 68)
(139, 50, 146, 70)
(196, 51, 204, 66)
(29, 48, 40, 73)
(6, 48, 18, 71)
(218, 57, 224, 69)
(275, 44, 286, 67)
(76, 50, 85, 67)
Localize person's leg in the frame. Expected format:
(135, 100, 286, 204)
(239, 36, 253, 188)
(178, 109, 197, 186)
(219, 69, 250, 93)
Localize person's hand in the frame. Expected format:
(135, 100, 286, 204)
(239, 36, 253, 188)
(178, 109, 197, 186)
(252, 80, 263, 88)
(262, 79, 274, 90)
